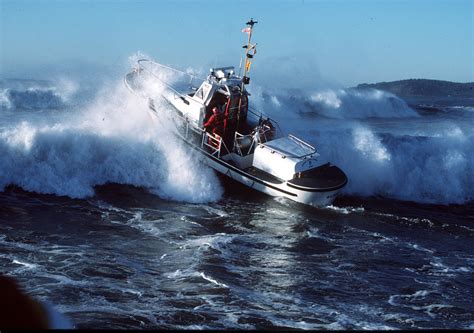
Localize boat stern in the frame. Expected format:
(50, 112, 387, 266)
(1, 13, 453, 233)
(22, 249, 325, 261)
(287, 163, 348, 206)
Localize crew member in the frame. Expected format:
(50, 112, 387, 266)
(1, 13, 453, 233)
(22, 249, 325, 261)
(203, 106, 224, 137)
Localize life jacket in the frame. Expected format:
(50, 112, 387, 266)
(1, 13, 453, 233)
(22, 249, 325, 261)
(205, 112, 224, 136)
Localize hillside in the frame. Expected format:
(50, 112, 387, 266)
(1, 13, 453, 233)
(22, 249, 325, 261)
(356, 79, 474, 98)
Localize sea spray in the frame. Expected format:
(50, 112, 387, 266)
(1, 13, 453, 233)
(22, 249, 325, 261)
(0, 78, 80, 111)
(248, 84, 473, 204)
(1, 62, 472, 205)
(0, 79, 223, 203)
(308, 119, 472, 204)
(248, 85, 417, 120)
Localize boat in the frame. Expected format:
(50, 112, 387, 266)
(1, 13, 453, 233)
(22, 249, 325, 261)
(124, 19, 347, 207)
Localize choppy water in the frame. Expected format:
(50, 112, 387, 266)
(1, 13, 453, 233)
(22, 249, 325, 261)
(0, 73, 473, 329)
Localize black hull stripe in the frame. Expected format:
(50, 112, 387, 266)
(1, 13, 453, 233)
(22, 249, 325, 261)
(287, 179, 348, 193)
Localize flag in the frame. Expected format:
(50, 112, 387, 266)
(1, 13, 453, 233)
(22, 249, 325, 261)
(241, 27, 251, 34)
(245, 60, 252, 72)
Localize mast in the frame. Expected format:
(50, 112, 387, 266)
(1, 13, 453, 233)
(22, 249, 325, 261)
(237, 18, 258, 130)
(241, 18, 257, 84)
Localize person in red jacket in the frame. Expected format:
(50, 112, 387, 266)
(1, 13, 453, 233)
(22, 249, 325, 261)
(203, 106, 224, 137)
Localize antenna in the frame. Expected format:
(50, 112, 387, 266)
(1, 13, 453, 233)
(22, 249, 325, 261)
(236, 18, 258, 132)
(246, 18, 258, 27)
(238, 56, 243, 77)
(241, 18, 258, 85)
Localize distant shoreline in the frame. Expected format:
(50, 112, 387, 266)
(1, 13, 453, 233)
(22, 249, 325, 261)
(354, 79, 474, 99)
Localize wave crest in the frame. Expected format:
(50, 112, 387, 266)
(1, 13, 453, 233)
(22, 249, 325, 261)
(0, 78, 78, 110)
(250, 86, 417, 119)
(0, 80, 223, 203)
(317, 126, 473, 204)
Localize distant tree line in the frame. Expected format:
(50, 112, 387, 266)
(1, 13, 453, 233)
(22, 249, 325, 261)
(356, 79, 474, 98)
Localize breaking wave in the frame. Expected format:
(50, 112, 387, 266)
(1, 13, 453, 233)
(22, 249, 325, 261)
(317, 126, 473, 204)
(0, 78, 78, 110)
(249, 85, 417, 119)
(1, 63, 472, 205)
(248, 84, 473, 204)
(0, 79, 223, 203)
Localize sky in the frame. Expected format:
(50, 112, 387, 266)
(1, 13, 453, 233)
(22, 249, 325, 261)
(0, 0, 472, 86)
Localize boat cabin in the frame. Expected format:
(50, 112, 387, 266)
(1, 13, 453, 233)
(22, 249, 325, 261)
(184, 67, 251, 147)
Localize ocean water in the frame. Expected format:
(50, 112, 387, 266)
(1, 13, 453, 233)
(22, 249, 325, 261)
(0, 72, 473, 329)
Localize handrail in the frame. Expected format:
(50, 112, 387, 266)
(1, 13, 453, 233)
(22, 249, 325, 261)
(247, 106, 284, 136)
(203, 132, 222, 157)
(173, 111, 232, 158)
(138, 59, 207, 82)
(234, 132, 248, 156)
(136, 59, 206, 102)
(123, 73, 141, 97)
(288, 134, 316, 152)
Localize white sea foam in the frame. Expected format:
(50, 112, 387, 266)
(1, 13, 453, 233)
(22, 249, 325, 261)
(0, 77, 223, 203)
(310, 90, 342, 109)
(12, 259, 38, 270)
(247, 78, 474, 204)
(181, 233, 233, 252)
(249, 85, 417, 120)
(202, 206, 229, 218)
(199, 272, 229, 288)
(0, 78, 79, 110)
(0, 88, 12, 109)
(313, 125, 473, 204)
(325, 205, 365, 214)
(306, 226, 335, 242)
(1, 62, 472, 205)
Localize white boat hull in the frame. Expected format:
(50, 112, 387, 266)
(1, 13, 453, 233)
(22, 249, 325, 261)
(180, 134, 343, 207)
(124, 61, 347, 207)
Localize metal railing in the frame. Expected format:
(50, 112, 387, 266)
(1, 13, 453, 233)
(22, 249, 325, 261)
(288, 134, 316, 152)
(234, 132, 253, 156)
(178, 113, 230, 159)
(202, 132, 223, 158)
(136, 59, 206, 102)
(127, 60, 317, 160)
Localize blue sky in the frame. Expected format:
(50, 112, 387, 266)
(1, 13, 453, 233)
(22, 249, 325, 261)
(0, 0, 472, 86)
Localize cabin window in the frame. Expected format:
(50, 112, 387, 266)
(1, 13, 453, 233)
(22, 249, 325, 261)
(195, 83, 211, 101)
